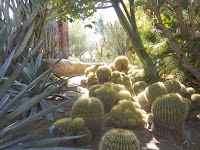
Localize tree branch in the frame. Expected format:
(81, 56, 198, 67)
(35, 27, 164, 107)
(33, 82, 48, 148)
(167, 0, 190, 41)
(154, 8, 200, 82)
(120, 0, 131, 24)
(189, 0, 198, 40)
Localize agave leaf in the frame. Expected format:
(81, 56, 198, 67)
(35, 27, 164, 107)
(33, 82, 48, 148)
(21, 66, 32, 84)
(35, 52, 43, 73)
(45, 100, 64, 113)
(40, 99, 54, 121)
(8, 135, 87, 149)
(0, 134, 37, 149)
(0, 46, 16, 81)
(0, 84, 64, 127)
(0, 58, 59, 120)
(20, 148, 90, 150)
(0, 40, 43, 101)
(0, 25, 9, 53)
(0, 95, 80, 138)
(0, 93, 10, 109)
(28, 104, 38, 117)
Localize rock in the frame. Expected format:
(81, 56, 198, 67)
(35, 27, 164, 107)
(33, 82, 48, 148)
(43, 59, 94, 76)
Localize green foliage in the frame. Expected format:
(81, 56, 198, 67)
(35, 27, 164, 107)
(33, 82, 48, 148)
(99, 129, 140, 150)
(133, 81, 148, 95)
(106, 100, 146, 129)
(152, 93, 188, 137)
(71, 97, 104, 129)
(145, 82, 167, 104)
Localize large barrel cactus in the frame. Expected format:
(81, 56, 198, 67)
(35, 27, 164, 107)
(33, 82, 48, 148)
(106, 100, 146, 129)
(151, 93, 188, 138)
(96, 65, 112, 83)
(94, 84, 118, 112)
(133, 81, 148, 96)
(164, 79, 181, 93)
(71, 97, 104, 130)
(113, 56, 129, 71)
(99, 129, 140, 150)
(145, 82, 167, 104)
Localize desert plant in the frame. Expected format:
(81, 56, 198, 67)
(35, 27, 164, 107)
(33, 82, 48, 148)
(191, 94, 200, 111)
(112, 84, 125, 92)
(99, 129, 140, 150)
(186, 87, 196, 99)
(136, 91, 150, 112)
(164, 79, 181, 93)
(71, 97, 104, 131)
(106, 100, 146, 129)
(133, 81, 148, 96)
(113, 56, 129, 72)
(96, 65, 112, 83)
(151, 93, 189, 138)
(145, 82, 167, 104)
(0, 40, 82, 149)
(86, 72, 99, 85)
(88, 84, 102, 97)
(180, 84, 187, 97)
(117, 90, 132, 102)
(94, 84, 118, 112)
(183, 129, 200, 150)
(75, 127, 92, 145)
(7, 52, 71, 121)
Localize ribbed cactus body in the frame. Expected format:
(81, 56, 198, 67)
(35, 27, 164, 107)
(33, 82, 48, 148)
(75, 127, 92, 145)
(136, 91, 149, 109)
(73, 118, 85, 133)
(112, 84, 125, 92)
(133, 81, 148, 96)
(86, 72, 99, 85)
(117, 90, 132, 102)
(164, 79, 181, 93)
(112, 71, 121, 78)
(89, 84, 102, 97)
(186, 87, 195, 98)
(145, 82, 167, 104)
(152, 93, 188, 137)
(53, 118, 74, 136)
(106, 100, 146, 129)
(96, 65, 112, 83)
(71, 97, 104, 129)
(94, 85, 118, 112)
(113, 56, 129, 71)
(180, 84, 187, 97)
(109, 63, 116, 71)
(99, 129, 140, 150)
(191, 94, 200, 110)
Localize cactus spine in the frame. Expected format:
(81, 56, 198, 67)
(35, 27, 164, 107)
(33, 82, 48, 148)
(145, 82, 167, 104)
(89, 84, 102, 97)
(71, 97, 104, 130)
(133, 81, 148, 96)
(113, 56, 129, 72)
(96, 65, 112, 83)
(99, 129, 140, 150)
(151, 93, 188, 137)
(164, 79, 181, 93)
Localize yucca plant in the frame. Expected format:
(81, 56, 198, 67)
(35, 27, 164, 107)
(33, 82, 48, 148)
(0, 26, 86, 149)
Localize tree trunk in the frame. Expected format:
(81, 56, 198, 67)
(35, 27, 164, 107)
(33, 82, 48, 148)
(62, 21, 69, 58)
(112, 0, 158, 83)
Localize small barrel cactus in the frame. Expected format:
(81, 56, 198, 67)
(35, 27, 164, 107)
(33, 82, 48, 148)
(133, 81, 148, 96)
(151, 93, 188, 137)
(112, 84, 125, 92)
(86, 72, 99, 85)
(180, 84, 187, 97)
(53, 118, 74, 136)
(145, 82, 167, 104)
(186, 87, 196, 98)
(113, 56, 129, 71)
(75, 127, 92, 145)
(96, 65, 112, 83)
(109, 63, 116, 71)
(112, 71, 121, 78)
(136, 91, 150, 112)
(117, 90, 132, 102)
(73, 117, 85, 133)
(164, 79, 181, 93)
(89, 84, 102, 97)
(99, 129, 140, 150)
(71, 97, 104, 130)
(191, 94, 200, 111)
(94, 85, 118, 112)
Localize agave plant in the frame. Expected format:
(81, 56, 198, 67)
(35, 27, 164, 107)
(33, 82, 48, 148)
(0, 26, 87, 149)
(5, 51, 75, 121)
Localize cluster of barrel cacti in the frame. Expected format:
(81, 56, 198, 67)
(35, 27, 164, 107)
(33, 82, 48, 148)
(52, 117, 92, 145)
(106, 100, 147, 129)
(86, 72, 99, 85)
